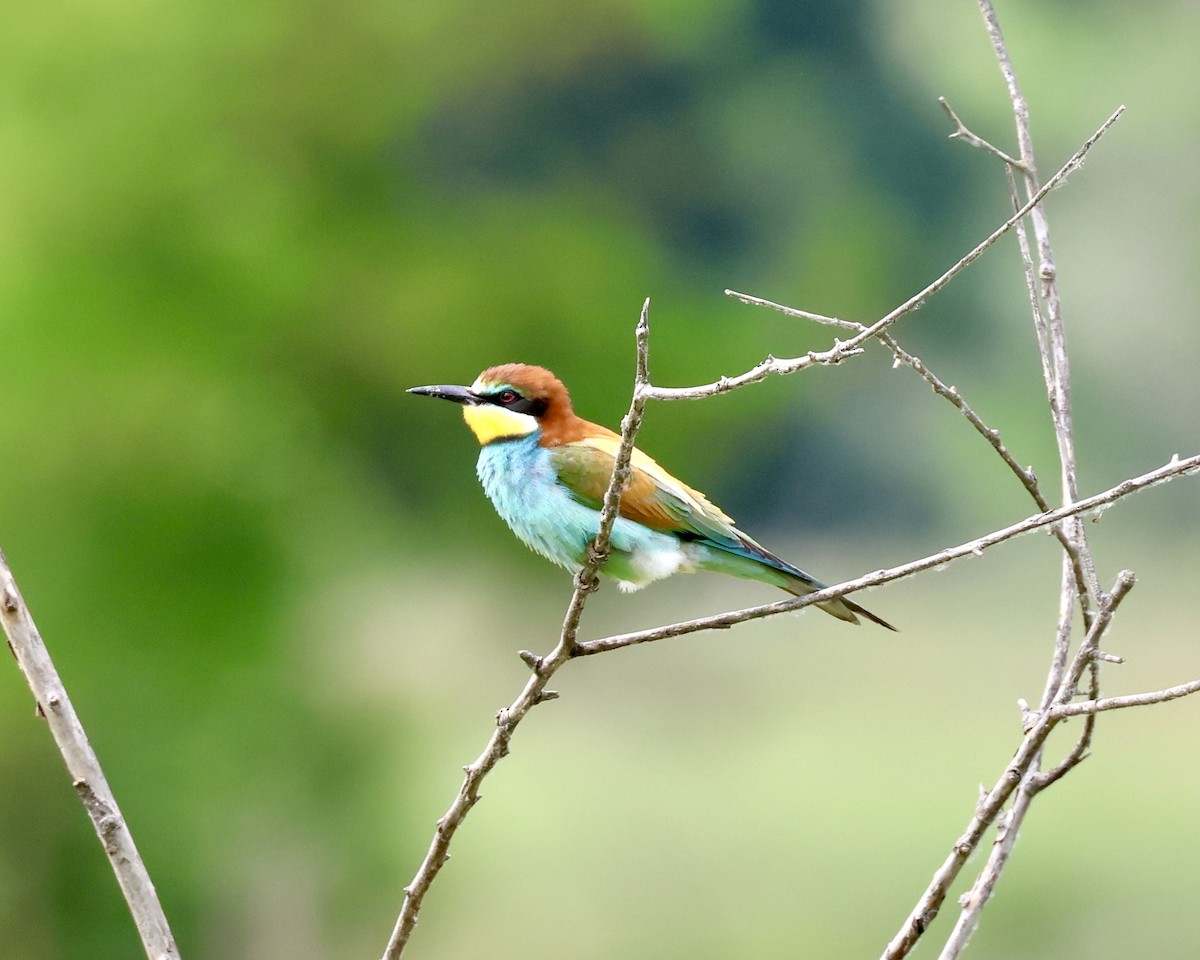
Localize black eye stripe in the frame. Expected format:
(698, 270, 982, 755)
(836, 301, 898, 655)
(483, 390, 547, 417)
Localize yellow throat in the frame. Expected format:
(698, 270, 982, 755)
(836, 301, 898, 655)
(462, 404, 538, 445)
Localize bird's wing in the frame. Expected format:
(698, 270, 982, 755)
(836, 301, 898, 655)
(550, 434, 827, 584)
(549, 434, 751, 547)
(550, 433, 894, 628)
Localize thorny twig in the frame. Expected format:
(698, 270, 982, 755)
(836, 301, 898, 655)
(573, 455, 1200, 657)
(936, 4, 1105, 955)
(883, 2, 1138, 956)
(386, 90, 1194, 954)
(883, 573, 1137, 960)
(723, 290, 1081, 564)
(728, 10, 1180, 956)
(382, 300, 654, 960)
(644, 106, 1121, 402)
(936, 99, 1103, 625)
(5, 12, 1195, 959)
(725, 279, 1099, 627)
(1049, 679, 1200, 718)
(939, 96, 1025, 168)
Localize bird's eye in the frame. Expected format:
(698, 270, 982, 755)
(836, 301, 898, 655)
(497, 390, 519, 405)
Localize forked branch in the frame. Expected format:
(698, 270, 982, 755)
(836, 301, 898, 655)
(883, 573, 1136, 960)
(385, 87, 1190, 954)
(574, 454, 1200, 657)
(646, 105, 1121, 403)
(381, 300, 654, 960)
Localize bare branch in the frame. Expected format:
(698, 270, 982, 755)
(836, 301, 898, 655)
(576, 454, 1198, 658)
(1050, 679, 1200, 719)
(639, 341, 864, 402)
(1030, 656, 1099, 791)
(725, 288, 1102, 627)
(553, 300, 653, 652)
(647, 106, 1121, 402)
(1004, 164, 1101, 637)
(936, 782, 1034, 960)
(723, 291, 859, 331)
(384, 12, 1167, 958)
(882, 573, 1135, 960)
(977, 0, 1112, 672)
(938, 96, 1025, 168)
(0, 553, 180, 960)
(998, 137, 1104, 710)
(727, 289, 1049, 510)
(1006, 165, 1057, 440)
(893, 11, 1138, 954)
(381, 300, 654, 960)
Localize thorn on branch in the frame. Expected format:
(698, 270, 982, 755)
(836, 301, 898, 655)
(517, 650, 543, 672)
(535, 690, 560, 704)
(939, 95, 1026, 168)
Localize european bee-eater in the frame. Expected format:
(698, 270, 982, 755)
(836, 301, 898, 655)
(409, 364, 894, 629)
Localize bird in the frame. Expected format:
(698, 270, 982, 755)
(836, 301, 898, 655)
(408, 363, 894, 629)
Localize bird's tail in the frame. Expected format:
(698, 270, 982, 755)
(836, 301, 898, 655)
(724, 540, 897, 628)
(781, 576, 897, 631)
(691, 537, 897, 630)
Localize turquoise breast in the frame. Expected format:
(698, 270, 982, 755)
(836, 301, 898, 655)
(475, 434, 681, 582)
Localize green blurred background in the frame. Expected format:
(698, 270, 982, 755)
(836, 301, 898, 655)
(2, 0, 1197, 957)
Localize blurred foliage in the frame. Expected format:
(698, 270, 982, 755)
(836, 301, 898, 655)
(1, 0, 1198, 958)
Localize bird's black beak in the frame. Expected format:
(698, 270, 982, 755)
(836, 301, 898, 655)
(406, 383, 480, 405)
